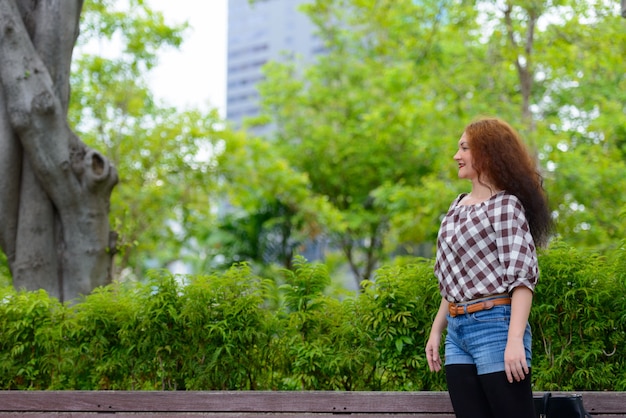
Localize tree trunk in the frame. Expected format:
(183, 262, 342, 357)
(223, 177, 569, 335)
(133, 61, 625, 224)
(0, 0, 118, 302)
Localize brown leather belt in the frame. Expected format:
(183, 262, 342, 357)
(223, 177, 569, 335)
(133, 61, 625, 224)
(448, 297, 512, 317)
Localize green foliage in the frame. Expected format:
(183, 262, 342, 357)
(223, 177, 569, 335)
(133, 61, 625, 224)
(210, 132, 341, 273)
(1, 244, 624, 391)
(278, 258, 355, 389)
(244, 0, 626, 279)
(0, 288, 66, 389)
(254, 0, 490, 282)
(532, 241, 626, 390)
(544, 145, 626, 249)
(357, 260, 447, 390)
(70, 2, 225, 279)
(0, 252, 10, 287)
(66, 282, 140, 389)
(78, 0, 187, 72)
(177, 265, 276, 390)
(57, 0, 626, 285)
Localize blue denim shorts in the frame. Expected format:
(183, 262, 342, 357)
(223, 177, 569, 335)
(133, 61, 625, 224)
(444, 304, 532, 375)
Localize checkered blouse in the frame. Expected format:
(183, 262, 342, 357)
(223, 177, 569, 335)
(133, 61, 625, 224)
(434, 191, 538, 303)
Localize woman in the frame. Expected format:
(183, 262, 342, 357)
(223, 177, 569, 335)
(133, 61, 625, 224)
(425, 117, 552, 418)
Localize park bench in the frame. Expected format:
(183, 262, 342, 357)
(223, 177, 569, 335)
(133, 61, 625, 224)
(0, 390, 624, 417)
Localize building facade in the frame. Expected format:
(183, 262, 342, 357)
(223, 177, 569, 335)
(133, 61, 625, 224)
(226, 0, 324, 135)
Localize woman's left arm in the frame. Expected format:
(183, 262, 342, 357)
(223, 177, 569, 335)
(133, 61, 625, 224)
(493, 195, 538, 382)
(504, 286, 533, 383)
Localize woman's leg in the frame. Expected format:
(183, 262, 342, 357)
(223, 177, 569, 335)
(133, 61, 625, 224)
(445, 364, 494, 418)
(478, 369, 535, 418)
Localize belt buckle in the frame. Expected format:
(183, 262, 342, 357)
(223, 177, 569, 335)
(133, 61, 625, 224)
(448, 302, 465, 317)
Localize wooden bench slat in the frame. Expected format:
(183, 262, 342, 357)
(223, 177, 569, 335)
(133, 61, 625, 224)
(0, 391, 454, 413)
(0, 391, 622, 416)
(0, 414, 457, 418)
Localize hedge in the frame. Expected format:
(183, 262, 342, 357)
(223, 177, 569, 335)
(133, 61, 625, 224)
(1, 241, 624, 390)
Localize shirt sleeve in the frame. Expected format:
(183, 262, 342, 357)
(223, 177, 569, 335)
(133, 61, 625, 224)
(491, 195, 539, 293)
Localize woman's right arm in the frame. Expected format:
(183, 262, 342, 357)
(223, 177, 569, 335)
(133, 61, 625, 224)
(425, 297, 449, 372)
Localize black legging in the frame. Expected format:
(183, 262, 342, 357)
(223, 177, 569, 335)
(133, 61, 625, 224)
(445, 364, 536, 418)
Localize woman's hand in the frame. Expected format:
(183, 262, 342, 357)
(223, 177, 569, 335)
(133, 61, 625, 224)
(426, 297, 449, 372)
(426, 334, 443, 372)
(504, 337, 529, 383)
(505, 286, 533, 383)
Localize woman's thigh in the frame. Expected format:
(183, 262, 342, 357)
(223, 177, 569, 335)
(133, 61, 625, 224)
(445, 305, 531, 375)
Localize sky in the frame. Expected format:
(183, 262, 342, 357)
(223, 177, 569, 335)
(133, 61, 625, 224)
(146, 0, 227, 116)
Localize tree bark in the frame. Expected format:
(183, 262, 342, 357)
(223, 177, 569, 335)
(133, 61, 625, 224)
(0, 0, 118, 302)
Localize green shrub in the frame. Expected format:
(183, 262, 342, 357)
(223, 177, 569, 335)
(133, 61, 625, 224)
(67, 281, 139, 389)
(277, 258, 370, 390)
(0, 243, 624, 390)
(357, 259, 446, 390)
(532, 241, 626, 390)
(177, 264, 276, 390)
(0, 288, 66, 389)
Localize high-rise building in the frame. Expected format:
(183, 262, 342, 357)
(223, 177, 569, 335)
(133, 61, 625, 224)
(226, 0, 325, 135)
(225, 0, 329, 264)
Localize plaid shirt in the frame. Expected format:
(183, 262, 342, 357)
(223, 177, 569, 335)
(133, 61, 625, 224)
(434, 191, 538, 303)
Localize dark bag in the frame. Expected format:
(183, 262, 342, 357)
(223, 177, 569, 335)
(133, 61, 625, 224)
(534, 392, 592, 418)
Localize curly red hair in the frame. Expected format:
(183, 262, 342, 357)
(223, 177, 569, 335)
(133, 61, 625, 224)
(464, 117, 552, 247)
